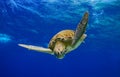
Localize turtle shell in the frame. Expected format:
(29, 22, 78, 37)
(48, 30, 75, 51)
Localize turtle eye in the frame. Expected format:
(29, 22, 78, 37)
(64, 51, 67, 53)
(64, 49, 68, 53)
(60, 51, 63, 54)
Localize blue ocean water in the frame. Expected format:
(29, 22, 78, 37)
(0, 0, 120, 77)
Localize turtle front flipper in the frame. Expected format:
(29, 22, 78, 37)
(18, 44, 53, 55)
(72, 12, 89, 48)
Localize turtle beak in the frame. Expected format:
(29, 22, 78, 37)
(54, 51, 65, 59)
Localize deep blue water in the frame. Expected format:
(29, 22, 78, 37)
(0, 0, 120, 77)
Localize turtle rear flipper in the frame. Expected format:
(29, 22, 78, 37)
(72, 12, 89, 47)
(18, 44, 53, 55)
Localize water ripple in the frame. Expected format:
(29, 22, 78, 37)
(0, 33, 12, 43)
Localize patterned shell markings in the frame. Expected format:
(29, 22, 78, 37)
(48, 30, 75, 51)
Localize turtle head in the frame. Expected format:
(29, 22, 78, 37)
(53, 41, 66, 59)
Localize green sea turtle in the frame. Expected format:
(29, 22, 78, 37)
(18, 12, 89, 59)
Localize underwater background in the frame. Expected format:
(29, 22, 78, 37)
(0, 0, 120, 77)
